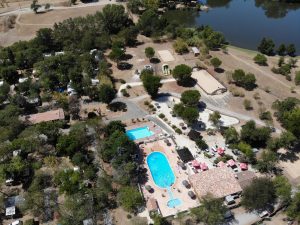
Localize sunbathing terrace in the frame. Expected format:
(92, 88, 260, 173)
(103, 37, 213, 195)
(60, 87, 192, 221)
(140, 139, 200, 217)
(192, 70, 227, 95)
(189, 167, 242, 199)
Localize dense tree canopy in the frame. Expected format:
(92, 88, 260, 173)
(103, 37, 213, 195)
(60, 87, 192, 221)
(180, 90, 201, 107)
(241, 177, 276, 211)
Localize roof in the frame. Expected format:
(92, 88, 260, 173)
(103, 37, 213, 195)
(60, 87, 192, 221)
(189, 167, 242, 199)
(22, 108, 65, 124)
(176, 147, 194, 163)
(192, 70, 227, 95)
(5, 206, 15, 216)
(192, 47, 200, 54)
(158, 50, 175, 62)
(187, 129, 201, 141)
(146, 198, 158, 212)
(83, 219, 93, 225)
(236, 171, 256, 190)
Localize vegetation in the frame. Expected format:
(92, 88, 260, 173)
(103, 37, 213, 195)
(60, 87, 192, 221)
(209, 111, 221, 129)
(258, 38, 275, 55)
(180, 90, 201, 107)
(253, 53, 268, 66)
(172, 64, 192, 83)
(210, 57, 222, 70)
(191, 195, 227, 225)
(145, 47, 155, 60)
(141, 71, 162, 98)
(241, 177, 276, 211)
(232, 69, 256, 90)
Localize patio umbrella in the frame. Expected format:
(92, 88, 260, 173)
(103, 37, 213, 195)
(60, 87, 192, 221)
(188, 191, 195, 198)
(192, 160, 200, 168)
(145, 185, 152, 192)
(240, 163, 248, 170)
(217, 147, 225, 155)
(200, 162, 208, 171)
(227, 159, 236, 167)
(179, 122, 185, 127)
(217, 161, 226, 168)
(182, 180, 189, 188)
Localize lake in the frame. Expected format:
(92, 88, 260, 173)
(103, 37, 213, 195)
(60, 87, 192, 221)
(164, 0, 300, 54)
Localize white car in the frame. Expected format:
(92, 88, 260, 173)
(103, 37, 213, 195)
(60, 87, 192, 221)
(10, 220, 23, 225)
(144, 65, 153, 71)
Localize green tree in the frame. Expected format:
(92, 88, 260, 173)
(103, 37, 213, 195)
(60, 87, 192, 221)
(286, 44, 296, 57)
(253, 53, 268, 66)
(283, 108, 300, 138)
(173, 38, 189, 54)
(138, 9, 167, 37)
(145, 47, 155, 61)
(172, 64, 192, 83)
(0, 82, 10, 104)
(142, 0, 159, 10)
(258, 38, 275, 55)
(142, 73, 162, 98)
(232, 69, 256, 90)
(287, 190, 300, 222)
(196, 139, 208, 150)
(278, 131, 297, 149)
(224, 127, 239, 145)
(104, 121, 126, 136)
(98, 84, 116, 104)
(256, 150, 278, 173)
(127, 0, 142, 14)
(181, 106, 199, 125)
(240, 120, 271, 147)
(277, 44, 286, 56)
(209, 111, 221, 128)
(31, 0, 41, 13)
(295, 71, 300, 85)
(101, 4, 128, 34)
(180, 90, 201, 107)
(273, 176, 291, 206)
(237, 142, 255, 163)
(118, 186, 143, 213)
(210, 57, 222, 70)
(54, 169, 82, 195)
(109, 46, 125, 62)
(190, 195, 227, 225)
(0, 65, 18, 85)
(241, 177, 276, 211)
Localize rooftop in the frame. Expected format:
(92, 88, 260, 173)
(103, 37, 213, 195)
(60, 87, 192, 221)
(192, 70, 227, 95)
(21, 108, 65, 124)
(189, 167, 242, 199)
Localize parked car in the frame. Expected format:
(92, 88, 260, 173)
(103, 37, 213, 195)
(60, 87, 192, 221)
(232, 149, 241, 155)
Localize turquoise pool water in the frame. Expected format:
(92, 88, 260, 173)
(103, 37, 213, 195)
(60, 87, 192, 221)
(147, 152, 175, 188)
(126, 126, 154, 141)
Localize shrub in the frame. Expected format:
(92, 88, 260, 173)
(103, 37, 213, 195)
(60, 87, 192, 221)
(158, 113, 165, 119)
(253, 53, 267, 66)
(144, 100, 149, 105)
(172, 64, 192, 83)
(121, 89, 129, 97)
(243, 99, 253, 110)
(175, 128, 182, 134)
(173, 38, 189, 54)
(295, 71, 300, 85)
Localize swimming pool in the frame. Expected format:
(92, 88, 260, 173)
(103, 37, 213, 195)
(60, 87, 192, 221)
(126, 126, 154, 141)
(147, 152, 175, 188)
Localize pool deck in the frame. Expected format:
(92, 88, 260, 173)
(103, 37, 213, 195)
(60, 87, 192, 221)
(140, 139, 200, 217)
(126, 122, 164, 143)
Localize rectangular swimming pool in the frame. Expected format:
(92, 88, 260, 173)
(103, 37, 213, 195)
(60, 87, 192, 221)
(126, 126, 154, 140)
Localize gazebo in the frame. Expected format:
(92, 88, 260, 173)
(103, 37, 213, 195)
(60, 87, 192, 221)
(227, 159, 236, 167)
(192, 160, 201, 168)
(217, 147, 225, 155)
(200, 162, 208, 171)
(240, 163, 248, 170)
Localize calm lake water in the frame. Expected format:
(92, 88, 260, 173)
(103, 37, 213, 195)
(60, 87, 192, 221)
(164, 0, 300, 53)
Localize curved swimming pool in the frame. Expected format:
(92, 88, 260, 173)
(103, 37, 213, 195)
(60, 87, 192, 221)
(147, 152, 175, 188)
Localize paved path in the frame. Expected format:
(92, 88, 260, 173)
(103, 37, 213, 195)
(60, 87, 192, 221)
(0, 0, 116, 17)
